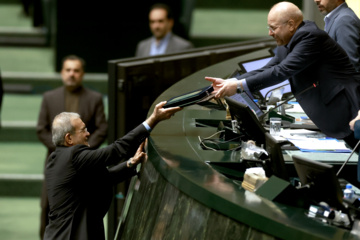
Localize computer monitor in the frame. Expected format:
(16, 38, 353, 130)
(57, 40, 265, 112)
(239, 56, 273, 73)
(229, 92, 264, 119)
(238, 56, 291, 100)
(292, 155, 343, 209)
(264, 132, 289, 181)
(225, 96, 266, 146)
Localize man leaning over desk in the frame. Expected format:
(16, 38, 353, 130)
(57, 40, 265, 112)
(205, 1, 360, 149)
(349, 111, 360, 182)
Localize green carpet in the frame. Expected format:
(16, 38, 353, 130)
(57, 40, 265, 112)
(0, 197, 40, 240)
(0, 46, 54, 73)
(2, 93, 42, 122)
(0, 142, 45, 174)
(0, 4, 54, 73)
(190, 9, 269, 37)
(0, 4, 32, 28)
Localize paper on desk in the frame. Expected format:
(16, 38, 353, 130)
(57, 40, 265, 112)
(285, 102, 304, 113)
(279, 129, 351, 153)
(280, 129, 326, 139)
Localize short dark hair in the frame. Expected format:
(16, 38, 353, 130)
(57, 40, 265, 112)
(62, 55, 86, 71)
(150, 3, 173, 19)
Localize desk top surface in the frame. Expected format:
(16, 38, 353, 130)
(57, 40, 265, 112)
(146, 49, 360, 240)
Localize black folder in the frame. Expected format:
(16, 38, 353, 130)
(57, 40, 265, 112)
(163, 85, 214, 108)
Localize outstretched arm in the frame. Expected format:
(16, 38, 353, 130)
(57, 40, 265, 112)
(145, 101, 182, 129)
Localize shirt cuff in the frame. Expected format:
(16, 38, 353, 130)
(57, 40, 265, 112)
(239, 79, 249, 92)
(229, 78, 249, 92)
(142, 121, 152, 132)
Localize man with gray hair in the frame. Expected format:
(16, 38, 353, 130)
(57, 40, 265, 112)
(314, 0, 360, 71)
(37, 55, 108, 239)
(43, 101, 181, 240)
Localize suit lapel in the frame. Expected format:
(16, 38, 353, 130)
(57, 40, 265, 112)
(326, 3, 346, 33)
(164, 34, 174, 54)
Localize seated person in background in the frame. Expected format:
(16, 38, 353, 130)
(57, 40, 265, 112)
(349, 110, 360, 182)
(314, 0, 360, 71)
(43, 101, 182, 240)
(205, 1, 360, 149)
(135, 3, 194, 57)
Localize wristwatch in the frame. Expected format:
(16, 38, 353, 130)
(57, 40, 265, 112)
(236, 81, 243, 93)
(127, 158, 135, 168)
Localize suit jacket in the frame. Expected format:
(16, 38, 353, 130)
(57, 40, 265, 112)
(326, 3, 360, 71)
(135, 33, 193, 57)
(44, 123, 149, 240)
(37, 86, 108, 155)
(0, 70, 3, 127)
(240, 21, 360, 139)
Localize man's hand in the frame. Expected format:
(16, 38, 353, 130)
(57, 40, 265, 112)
(127, 141, 147, 167)
(350, 110, 360, 131)
(146, 101, 182, 129)
(205, 76, 238, 98)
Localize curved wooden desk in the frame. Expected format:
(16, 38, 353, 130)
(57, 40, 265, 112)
(116, 49, 359, 240)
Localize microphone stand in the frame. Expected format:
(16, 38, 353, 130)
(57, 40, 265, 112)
(336, 140, 360, 176)
(263, 83, 290, 101)
(259, 82, 319, 124)
(259, 94, 295, 123)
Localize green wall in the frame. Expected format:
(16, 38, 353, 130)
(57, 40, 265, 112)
(195, 0, 303, 9)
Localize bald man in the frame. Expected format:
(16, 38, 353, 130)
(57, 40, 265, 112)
(206, 1, 360, 148)
(314, 0, 360, 71)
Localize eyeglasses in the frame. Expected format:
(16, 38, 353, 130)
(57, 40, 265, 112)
(267, 21, 289, 33)
(76, 128, 88, 133)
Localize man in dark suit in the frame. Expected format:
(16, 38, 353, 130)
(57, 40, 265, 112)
(43, 102, 181, 240)
(135, 3, 193, 57)
(205, 1, 360, 146)
(350, 110, 360, 182)
(37, 55, 108, 238)
(314, 0, 360, 71)
(0, 70, 3, 128)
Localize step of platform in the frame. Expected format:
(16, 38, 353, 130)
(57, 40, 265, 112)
(0, 173, 43, 197)
(2, 72, 108, 94)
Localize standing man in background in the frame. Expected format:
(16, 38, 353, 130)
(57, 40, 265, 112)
(314, 0, 360, 71)
(135, 3, 194, 57)
(349, 110, 360, 182)
(36, 55, 108, 239)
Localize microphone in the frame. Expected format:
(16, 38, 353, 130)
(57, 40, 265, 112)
(264, 83, 290, 101)
(267, 87, 284, 105)
(258, 82, 319, 123)
(258, 95, 294, 123)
